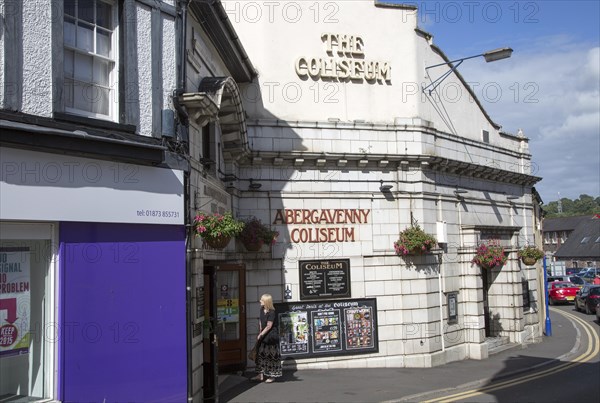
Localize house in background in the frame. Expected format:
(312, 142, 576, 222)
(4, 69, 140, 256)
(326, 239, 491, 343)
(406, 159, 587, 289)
(553, 215, 600, 269)
(541, 215, 591, 255)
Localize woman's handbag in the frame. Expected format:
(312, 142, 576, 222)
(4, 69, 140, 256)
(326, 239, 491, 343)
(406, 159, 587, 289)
(262, 328, 279, 345)
(248, 342, 258, 361)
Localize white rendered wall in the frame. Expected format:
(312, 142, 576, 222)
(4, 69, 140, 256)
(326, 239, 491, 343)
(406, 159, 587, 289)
(224, 1, 419, 123)
(136, 4, 153, 136)
(21, 0, 53, 117)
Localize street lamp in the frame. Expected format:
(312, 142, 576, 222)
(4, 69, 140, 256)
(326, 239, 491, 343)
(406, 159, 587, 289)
(422, 47, 513, 95)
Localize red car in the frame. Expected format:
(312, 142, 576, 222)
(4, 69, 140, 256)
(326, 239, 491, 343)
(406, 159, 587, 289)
(548, 281, 579, 305)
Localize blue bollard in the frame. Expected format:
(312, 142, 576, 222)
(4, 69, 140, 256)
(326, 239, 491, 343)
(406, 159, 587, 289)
(543, 256, 552, 336)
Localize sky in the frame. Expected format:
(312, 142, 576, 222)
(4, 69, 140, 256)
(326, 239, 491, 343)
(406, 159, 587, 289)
(404, 0, 600, 203)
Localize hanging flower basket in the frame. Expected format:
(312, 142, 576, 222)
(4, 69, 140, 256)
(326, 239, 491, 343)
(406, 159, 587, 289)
(205, 235, 232, 250)
(517, 245, 543, 266)
(472, 240, 507, 269)
(193, 212, 244, 250)
(521, 257, 537, 266)
(239, 217, 279, 252)
(242, 239, 264, 252)
(394, 225, 437, 256)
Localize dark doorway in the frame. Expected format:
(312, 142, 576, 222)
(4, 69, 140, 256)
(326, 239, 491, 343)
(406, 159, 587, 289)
(203, 266, 218, 402)
(482, 268, 492, 337)
(215, 264, 247, 372)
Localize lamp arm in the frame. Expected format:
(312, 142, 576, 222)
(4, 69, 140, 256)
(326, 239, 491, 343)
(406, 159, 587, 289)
(422, 59, 464, 95)
(425, 53, 484, 70)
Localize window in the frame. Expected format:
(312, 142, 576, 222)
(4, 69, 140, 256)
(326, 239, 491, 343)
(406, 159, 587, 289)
(63, 0, 116, 120)
(482, 130, 490, 143)
(560, 231, 566, 243)
(0, 224, 56, 400)
(201, 124, 218, 175)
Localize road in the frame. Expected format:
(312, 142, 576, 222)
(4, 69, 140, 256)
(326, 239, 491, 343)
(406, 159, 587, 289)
(422, 305, 600, 403)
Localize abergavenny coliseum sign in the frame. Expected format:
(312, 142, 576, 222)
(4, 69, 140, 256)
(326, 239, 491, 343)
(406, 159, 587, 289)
(295, 33, 392, 83)
(273, 209, 371, 243)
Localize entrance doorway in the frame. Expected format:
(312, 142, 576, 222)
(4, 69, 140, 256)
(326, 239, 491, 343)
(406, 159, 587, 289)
(203, 263, 246, 400)
(482, 268, 492, 337)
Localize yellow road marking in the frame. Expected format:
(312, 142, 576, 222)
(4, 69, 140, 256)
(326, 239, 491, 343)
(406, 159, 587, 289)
(423, 309, 599, 403)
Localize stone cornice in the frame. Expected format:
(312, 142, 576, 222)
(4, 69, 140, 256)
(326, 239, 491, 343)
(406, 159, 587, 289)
(240, 152, 541, 186)
(245, 118, 530, 160)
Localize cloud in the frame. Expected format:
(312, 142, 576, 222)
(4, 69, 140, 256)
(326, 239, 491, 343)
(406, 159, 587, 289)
(459, 40, 600, 201)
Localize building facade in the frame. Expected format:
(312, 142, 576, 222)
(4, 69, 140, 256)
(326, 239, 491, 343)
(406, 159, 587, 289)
(2, 0, 545, 401)
(218, 0, 543, 371)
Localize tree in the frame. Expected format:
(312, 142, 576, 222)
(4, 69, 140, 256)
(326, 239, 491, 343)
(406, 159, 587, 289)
(544, 194, 600, 218)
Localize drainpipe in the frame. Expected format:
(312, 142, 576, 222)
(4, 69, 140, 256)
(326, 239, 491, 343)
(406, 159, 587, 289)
(437, 194, 445, 353)
(174, 1, 192, 402)
(174, 0, 190, 132)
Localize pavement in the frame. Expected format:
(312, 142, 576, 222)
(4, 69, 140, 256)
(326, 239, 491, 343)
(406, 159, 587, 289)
(218, 310, 587, 402)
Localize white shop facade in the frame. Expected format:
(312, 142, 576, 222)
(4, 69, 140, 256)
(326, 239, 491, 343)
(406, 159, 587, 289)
(202, 1, 543, 370)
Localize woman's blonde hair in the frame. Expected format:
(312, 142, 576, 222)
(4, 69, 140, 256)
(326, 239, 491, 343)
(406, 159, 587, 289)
(260, 293, 274, 310)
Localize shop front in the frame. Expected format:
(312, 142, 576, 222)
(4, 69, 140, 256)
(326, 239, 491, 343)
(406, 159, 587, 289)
(0, 146, 186, 402)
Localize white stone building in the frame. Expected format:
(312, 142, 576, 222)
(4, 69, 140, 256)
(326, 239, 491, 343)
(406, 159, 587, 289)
(213, 0, 543, 371)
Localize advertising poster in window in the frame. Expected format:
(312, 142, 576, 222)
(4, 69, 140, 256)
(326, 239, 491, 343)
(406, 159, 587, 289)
(344, 306, 374, 350)
(312, 309, 342, 352)
(275, 298, 377, 358)
(279, 311, 309, 355)
(0, 248, 31, 357)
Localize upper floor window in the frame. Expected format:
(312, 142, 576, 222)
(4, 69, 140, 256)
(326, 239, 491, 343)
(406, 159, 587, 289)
(63, 0, 116, 120)
(482, 130, 490, 143)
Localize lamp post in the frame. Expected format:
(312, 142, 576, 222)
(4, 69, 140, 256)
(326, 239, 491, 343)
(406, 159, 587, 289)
(543, 255, 552, 336)
(422, 47, 513, 95)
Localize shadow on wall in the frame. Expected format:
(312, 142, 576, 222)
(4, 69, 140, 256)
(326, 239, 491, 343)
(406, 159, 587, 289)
(488, 312, 505, 337)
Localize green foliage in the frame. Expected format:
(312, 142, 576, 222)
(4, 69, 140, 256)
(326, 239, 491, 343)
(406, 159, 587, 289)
(544, 194, 600, 218)
(517, 245, 544, 260)
(394, 225, 437, 256)
(239, 217, 279, 245)
(472, 240, 508, 269)
(193, 212, 244, 241)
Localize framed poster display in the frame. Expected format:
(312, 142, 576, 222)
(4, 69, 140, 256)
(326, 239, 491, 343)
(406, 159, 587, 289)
(275, 298, 378, 359)
(299, 259, 351, 300)
(447, 292, 458, 324)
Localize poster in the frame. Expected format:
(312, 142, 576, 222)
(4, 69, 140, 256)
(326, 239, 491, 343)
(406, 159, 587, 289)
(312, 309, 342, 352)
(0, 248, 31, 357)
(279, 311, 309, 355)
(275, 298, 378, 358)
(344, 307, 374, 350)
(217, 298, 239, 323)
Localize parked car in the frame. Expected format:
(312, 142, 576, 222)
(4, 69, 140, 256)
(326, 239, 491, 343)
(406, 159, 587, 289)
(566, 268, 582, 275)
(596, 302, 600, 322)
(574, 285, 600, 314)
(547, 275, 585, 289)
(547, 282, 579, 305)
(580, 268, 600, 283)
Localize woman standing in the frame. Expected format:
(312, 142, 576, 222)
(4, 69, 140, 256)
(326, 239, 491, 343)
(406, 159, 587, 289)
(251, 293, 282, 383)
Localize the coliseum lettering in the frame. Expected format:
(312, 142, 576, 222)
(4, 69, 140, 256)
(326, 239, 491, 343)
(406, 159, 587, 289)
(295, 33, 391, 83)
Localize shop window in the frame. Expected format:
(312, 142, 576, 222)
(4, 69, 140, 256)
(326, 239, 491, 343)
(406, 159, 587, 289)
(0, 224, 56, 400)
(63, 0, 117, 120)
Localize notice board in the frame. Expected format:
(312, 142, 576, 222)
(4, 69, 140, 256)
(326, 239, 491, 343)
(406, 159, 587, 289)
(274, 298, 378, 358)
(299, 259, 351, 300)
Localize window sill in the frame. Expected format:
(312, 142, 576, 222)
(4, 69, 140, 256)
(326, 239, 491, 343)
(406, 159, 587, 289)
(54, 112, 136, 134)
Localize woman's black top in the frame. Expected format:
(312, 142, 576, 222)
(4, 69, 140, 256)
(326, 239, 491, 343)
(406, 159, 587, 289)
(260, 308, 276, 331)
